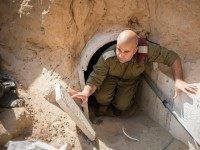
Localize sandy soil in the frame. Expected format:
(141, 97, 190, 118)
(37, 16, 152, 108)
(13, 90, 187, 150)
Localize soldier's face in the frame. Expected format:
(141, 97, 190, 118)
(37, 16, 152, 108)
(116, 42, 137, 63)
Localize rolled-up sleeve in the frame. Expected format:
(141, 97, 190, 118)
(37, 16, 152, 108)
(147, 42, 179, 67)
(86, 55, 109, 89)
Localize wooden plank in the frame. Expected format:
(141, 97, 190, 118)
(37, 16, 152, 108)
(55, 82, 96, 141)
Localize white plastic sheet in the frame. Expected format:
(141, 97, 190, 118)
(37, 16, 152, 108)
(5, 141, 70, 150)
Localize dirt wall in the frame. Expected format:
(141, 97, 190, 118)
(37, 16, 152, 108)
(0, 0, 149, 98)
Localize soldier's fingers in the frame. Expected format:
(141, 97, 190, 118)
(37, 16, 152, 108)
(173, 88, 179, 99)
(72, 94, 87, 104)
(71, 93, 77, 98)
(181, 88, 190, 95)
(187, 85, 198, 91)
(68, 91, 78, 96)
(185, 87, 197, 95)
(67, 87, 77, 96)
(66, 86, 73, 92)
(186, 86, 198, 92)
(71, 94, 82, 99)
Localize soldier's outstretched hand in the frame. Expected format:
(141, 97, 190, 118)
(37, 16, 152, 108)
(67, 87, 88, 106)
(174, 79, 199, 99)
(67, 86, 79, 96)
(71, 92, 88, 107)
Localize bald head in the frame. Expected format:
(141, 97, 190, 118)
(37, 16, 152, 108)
(117, 30, 138, 46)
(116, 30, 138, 63)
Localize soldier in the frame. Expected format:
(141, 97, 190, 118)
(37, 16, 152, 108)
(71, 30, 198, 116)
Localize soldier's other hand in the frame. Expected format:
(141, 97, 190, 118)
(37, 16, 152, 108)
(67, 86, 79, 96)
(71, 92, 88, 107)
(174, 79, 198, 99)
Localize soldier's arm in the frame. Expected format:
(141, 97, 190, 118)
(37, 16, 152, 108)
(70, 84, 97, 106)
(86, 55, 109, 90)
(72, 55, 109, 102)
(171, 57, 183, 81)
(171, 57, 198, 98)
(147, 42, 178, 67)
(80, 84, 97, 98)
(148, 42, 198, 98)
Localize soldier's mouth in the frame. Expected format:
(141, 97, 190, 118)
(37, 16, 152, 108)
(117, 57, 125, 62)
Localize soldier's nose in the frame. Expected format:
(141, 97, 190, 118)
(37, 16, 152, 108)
(119, 54, 123, 58)
(120, 53, 125, 58)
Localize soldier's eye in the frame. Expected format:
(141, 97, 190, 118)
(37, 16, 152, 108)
(117, 48, 121, 52)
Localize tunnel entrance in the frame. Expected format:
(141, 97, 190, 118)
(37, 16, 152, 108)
(84, 41, 116, 81)
(77, 30, 193, 149)
(83, 40, 117, 120)
(77, 28, 126, 90)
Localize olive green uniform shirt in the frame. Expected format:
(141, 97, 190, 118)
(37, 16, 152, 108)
(86, 42, 178, 89)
